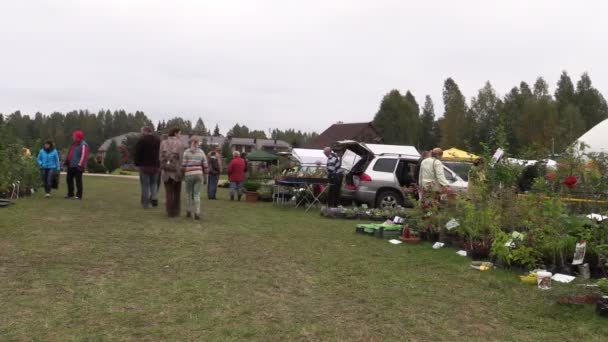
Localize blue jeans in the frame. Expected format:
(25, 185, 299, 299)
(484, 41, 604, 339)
(40, 169, 54, 194)
(230, 181, 243, 199)
(207, 174, 219, 199)
(139, 171, 159, 208)
(185, 175, 203, 215)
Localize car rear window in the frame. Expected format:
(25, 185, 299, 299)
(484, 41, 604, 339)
(373, 158, 397, 172)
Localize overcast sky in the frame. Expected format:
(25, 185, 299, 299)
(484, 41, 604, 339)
(1, 0, 607, 133)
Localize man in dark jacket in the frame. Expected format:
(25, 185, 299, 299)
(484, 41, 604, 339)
(65, 130, 90, 200)
(207, 151, 221, 200)
(134, 126, 161, 208)
(324, 146, 342, 208)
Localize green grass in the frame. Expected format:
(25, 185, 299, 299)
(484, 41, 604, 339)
(1, 176, 607, 341)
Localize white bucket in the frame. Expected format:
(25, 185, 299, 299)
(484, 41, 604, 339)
(537, 271, 552, 290)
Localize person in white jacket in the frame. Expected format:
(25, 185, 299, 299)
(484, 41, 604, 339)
(418, 148, 450, 201)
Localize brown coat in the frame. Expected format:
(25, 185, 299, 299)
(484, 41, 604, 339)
(159, 136, 186, 182)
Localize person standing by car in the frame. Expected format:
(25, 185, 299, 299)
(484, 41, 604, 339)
(64, 130, 89, 200)
(134, 126, 161, 208)
(324, 147, 342, 208)
(227, 151, 246, 201)
(37, 140, 61, 198)
(418, 147, 450, 204)
(159, 127, 186, 217)
(414, 150, 431, 186)
(207, 151, 221, 200)
(182, 138, 208, 220)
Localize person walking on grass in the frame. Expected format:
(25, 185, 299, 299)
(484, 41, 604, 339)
(182, 138, 208, 220)
(134, 126, 161, 209)
(207, 151, 220, 200)
(227, 151, 246, 201)
(64, 130, 89, 200)
(157, 133, 168, 190)
(37, 140, 61, 198)
(159, 127, 186, 217)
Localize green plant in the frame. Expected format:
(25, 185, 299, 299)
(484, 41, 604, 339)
(457, 199, 499, 250)
(87, 156, 107, 174)
(104, 140, 121, 173)
(243, 180, 261, 192)
(0, 143, 41, 195)
(598, 278, 608, 295)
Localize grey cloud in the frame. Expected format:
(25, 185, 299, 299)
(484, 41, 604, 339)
(1, 0, 607, 133)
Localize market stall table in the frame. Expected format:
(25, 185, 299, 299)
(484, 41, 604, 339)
(274, 177, 329, 212)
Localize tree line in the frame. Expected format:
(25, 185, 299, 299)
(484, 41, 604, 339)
(0, 110, 319, 154)
(373, 71, 608, 158)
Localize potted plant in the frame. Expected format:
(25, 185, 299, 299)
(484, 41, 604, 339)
(243, 180, 262, 202)
(597, 278, 608, 316)
(400, 225, 421, 244)
(458, 201, 499, 260)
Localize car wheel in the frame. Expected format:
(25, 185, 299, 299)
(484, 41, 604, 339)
(375, 189, 403, 209)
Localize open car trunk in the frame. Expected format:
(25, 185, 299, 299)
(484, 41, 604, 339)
(334, 140, 375, 188)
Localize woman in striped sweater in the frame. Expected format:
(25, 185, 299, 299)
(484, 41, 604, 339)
(182, 138, 208, 220)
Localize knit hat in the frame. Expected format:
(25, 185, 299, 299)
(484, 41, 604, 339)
(73, 130, 84, 141)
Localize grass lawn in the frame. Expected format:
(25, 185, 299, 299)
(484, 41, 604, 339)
(1, 176, 607, 341)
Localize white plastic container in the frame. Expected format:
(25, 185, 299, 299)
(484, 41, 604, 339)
(537, 271, 552, 290)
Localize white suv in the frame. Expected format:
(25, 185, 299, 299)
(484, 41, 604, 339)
(336, 141, 468, 208)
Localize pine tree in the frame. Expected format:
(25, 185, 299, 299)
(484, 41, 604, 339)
(419, 95, 436, 150)
(533, 77, 550, 99)
(439, 78, 467, 148)
(403, 91, 421, 145)
(559, 104, 585, 150)
(575, 72, 608, 130)
(213, 124, 221, 137)
(469, 81, 502, 151)
(194, 117, 207, 136)
(372, 89, 419, 145)
(104, 140, 121, 173)
(555, 71, 575, 111)
(221, 141, 232, 162)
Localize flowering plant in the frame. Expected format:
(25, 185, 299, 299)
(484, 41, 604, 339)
(562, 175, 577, 189)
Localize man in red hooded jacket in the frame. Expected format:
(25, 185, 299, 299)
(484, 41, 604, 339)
(227, 151, 246, 201)
(64, 130, 90, 199)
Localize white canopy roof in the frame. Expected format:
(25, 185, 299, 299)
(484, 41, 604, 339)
(574, 119, 608, 155)
(365, 143, 420, 158)
(291, 148, 327, 165)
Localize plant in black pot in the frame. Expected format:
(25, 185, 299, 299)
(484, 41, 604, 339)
(243, 180, 262, 202)
(458, 200, 499, 260)
(597, 278, 608, 317)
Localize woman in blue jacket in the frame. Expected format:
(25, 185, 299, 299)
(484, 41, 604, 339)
(37, 140, 61, 197)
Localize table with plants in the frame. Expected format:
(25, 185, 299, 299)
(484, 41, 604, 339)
(348, 145, 608, 318)
(273, 167, 329, 211)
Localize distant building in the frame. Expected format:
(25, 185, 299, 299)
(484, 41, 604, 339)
(304, 122, 383, 149)
(96, 132, 140, 161)
(97, 133, 291, 161)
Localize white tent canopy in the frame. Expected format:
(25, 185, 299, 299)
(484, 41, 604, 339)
(574, 119, 608, 155)
(291, 148, 327, 166)
(365, 144, 420, 158)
